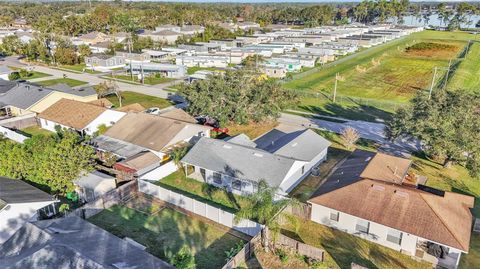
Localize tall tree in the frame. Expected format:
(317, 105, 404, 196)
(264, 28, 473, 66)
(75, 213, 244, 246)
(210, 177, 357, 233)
(180, 69, 297, 126)
(386, 90, 480, 176)
(234, 180, 298, 252)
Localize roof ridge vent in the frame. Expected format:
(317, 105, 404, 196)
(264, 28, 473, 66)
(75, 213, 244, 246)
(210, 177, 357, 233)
(253, 152, 263, 157)
(371, 184, 385, 191)
(394, 190, 409, 198)
(291, 142, 298, 147)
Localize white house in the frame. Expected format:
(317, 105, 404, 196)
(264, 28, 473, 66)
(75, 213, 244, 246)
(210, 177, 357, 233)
(182, 128, 331, 196)
(74, 171, 117, 203)
(38, 98, 126, 136)
(0, 176, 57, 244)
(308, 150, 474, 269)
(176, 55, 229, 68)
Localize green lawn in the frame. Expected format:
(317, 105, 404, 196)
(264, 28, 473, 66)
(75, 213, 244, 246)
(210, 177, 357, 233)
(449, 42, 480, 92)
(19, 126, 53, 137)
(107, 74, 175, 85)
(409, 153, 480, 268)
(157, 170, 251, 213)
(106, 91, 174, 109)
(187, 66, 220, 75)
(281, 216, 432, 269)
(9, 66, 51, 80)
(58, 64, 101, 74)
(35, 78, 88, 87)
(88, 205, 245, 269)
(285, 30, 474, 121)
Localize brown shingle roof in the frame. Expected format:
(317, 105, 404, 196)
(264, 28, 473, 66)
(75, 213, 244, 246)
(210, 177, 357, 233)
(88, 98, 113, 108)
(118, 151, 161, 171)
(360, 152, 412, 184)
(102, 113, 194, 151)
(116, 103, 145, 113)
(309, 179, 473, 251)
(158, 108, 196, 123)
(39, 99, 106, 130)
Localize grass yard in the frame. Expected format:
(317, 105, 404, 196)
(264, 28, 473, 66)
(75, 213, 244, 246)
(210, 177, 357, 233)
(157, 170, 251, 213)
(35, 78, 88, 87)
(9, 66, 51, 80)
(226, 121, 278, 140)
(107, 74, 175, 85)
(19, 125, 53, 137)
(285, 30, 474, 121)
(187, 66, 220, 75)
(281, 216, 432, 269)
(106, 91, 174, 109)
(58, 64, 101, 74)
(88, 205, 245, 269)
(409, 153, 480, 268)
(449, 42, 480, 92)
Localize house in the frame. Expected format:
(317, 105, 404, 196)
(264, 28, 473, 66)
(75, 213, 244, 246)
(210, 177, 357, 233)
(0, 176, 57, 244)
(78, 31, 109, 45)
(182, 128, 331, 196)
(265, 58, 303, 72)
(176, 55, 229, 68)
(262, 65, 287, 79)
(186, 70, 215, 83)
(180, 25, 205, 36)
(0, 83, 98, 117)
(0, 216, 174, 269)
(74, 171, 117, 203)
(0, 65, 13, 80)
(84, 54, 125, 71)
(308, 150, 474, 269)
(38, 99, 126, 135)
(115, 51, 150, 63)
(91, 110, 210, 180)
(140, 30, 182, 44)
(126, 62, 186, 78)
(155, 24, 181, 32)
(88, 41, 111, 54)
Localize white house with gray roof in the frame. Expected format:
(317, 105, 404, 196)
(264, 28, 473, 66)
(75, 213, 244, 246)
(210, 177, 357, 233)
(181, 128, 331, 196)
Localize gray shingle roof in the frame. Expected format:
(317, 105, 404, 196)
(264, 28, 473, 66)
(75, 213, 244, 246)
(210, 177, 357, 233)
(47, 83, 96, 97)
(0, 217, 174, 269)
(257, 129, 331, 161)
(0, 176, 54, 204)
(0, 83, 52, 109)
(181, 137, 297, 187)
(0, 79, 17, 95)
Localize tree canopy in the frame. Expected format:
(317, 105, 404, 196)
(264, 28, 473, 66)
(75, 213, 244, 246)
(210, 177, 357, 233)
(179, 69, 297, 126)
(386, 90, 480, 176)
(0, 130, 95, 194)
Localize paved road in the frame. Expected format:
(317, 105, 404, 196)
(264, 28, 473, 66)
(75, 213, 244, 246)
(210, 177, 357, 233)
(279, 113, 420, 156)
(3, 56, 178, 98)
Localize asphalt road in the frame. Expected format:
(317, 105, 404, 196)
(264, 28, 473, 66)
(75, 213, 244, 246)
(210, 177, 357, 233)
(3, 56, 178, 99)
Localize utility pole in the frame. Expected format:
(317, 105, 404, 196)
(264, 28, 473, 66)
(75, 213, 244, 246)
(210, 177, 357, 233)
(333, 72, 339, 103)
(140, 63, 144, 85)
(429, 66, 437, 99)
(127, 35, 133, 81)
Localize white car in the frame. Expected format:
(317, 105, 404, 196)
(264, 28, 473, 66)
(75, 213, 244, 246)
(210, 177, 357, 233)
(144, 107, 161, 115)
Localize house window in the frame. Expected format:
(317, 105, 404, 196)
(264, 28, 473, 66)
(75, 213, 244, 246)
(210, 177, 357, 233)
(387, 229, 403, 245)
(330, 211, 339, 222)
(232, 179, 242, 191)
(213, 172, 222, 185)
(355, 219, 370, 234)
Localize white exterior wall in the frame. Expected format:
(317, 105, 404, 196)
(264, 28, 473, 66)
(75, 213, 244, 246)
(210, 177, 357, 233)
(310, 203, 420, 255)
(83, 110, 126, 136)
(0, 201, 55, 244)
(140, 161, 178, 181)
(40, 118, 65, 133)
(0, 74, 9, 80)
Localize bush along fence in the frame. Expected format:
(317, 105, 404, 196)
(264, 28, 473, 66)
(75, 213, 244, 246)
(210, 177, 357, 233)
(138, 179, 263, 236)
(66, 180, 138, 219)
(222, 231, 262, 269)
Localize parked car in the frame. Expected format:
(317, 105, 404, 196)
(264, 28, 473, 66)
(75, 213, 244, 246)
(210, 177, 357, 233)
(144, 107, 161, 115)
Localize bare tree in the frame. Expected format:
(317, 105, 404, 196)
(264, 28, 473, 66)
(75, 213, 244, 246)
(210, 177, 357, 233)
(340, 127, 360, 150)
(95, 80, 122, 107)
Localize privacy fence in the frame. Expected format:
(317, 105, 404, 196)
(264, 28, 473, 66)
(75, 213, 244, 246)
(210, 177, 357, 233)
(0, 126, 29, 143)
(138, 180, 263, 237)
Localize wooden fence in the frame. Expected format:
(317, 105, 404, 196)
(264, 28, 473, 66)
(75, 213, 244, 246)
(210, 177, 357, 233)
(274, 233, 324, 262)
(67, 180, 138, 219)
(222, 232, 262, 269)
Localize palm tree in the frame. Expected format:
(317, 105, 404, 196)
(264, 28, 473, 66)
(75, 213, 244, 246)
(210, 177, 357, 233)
(234, 180, 298, 252)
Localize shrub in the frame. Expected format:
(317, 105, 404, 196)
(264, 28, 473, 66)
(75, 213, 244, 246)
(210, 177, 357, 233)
(406, 42, 455, 52)
(168, 246, 195, 269)
(8, 72, 20, 81)
(276, 248, 289, 264)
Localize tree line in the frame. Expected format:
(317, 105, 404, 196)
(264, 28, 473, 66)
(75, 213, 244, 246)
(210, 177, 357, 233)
(1, 1, 479, 38)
